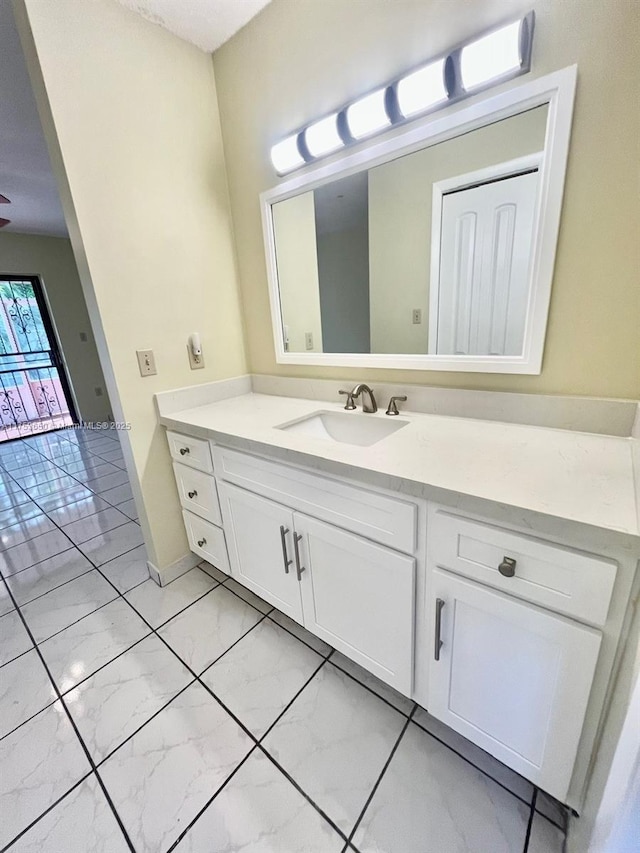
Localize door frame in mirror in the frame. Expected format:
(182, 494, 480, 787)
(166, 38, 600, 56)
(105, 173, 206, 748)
(261, 65, 577, 374)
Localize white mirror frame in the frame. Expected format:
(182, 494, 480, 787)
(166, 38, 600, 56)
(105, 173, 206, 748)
(261, 65, 577, 374)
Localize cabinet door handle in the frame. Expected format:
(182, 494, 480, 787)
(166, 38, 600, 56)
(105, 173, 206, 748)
(187, 490, 198, 499)
(197, 537, 207, 548)
(498, 556, 517, 577)
(434, 598, 445, 661)
(179, 447, 190, 456)
(280, 525, 292, 574)
(293, 532, 306, 581)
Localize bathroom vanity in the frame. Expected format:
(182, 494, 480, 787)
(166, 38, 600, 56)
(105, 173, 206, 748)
(156, 386, 640, 814)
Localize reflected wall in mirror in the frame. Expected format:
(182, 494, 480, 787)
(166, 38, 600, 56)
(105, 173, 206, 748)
(264, 68, 577, 373)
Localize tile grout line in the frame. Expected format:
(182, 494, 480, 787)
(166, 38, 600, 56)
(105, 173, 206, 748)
(522, 788, 539, 853)
(0, 572, 137, 853)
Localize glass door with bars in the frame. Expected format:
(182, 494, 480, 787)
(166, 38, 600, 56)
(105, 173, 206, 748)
(0, 276, 77, 442)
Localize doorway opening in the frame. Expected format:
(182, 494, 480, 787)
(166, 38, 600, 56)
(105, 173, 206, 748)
(0, 275, 77, 442)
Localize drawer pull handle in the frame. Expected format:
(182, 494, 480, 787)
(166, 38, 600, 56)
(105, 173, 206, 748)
(434, 598, 445, 661)
(293, 532, 306, 581)
(187, 490, 198, 499)
(498, 557, 517, 577)
(279, 525, 292, 574)
(179, 447, 190, 456)
(197, 538, 207, 548)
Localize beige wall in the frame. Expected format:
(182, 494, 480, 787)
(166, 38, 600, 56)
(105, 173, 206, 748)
(369, 106, 547, 354)
(213, 0, 640, 399)
(272, 191, 323, 353)
(18, 0, 247, 569)
(0, 231, 110, 423)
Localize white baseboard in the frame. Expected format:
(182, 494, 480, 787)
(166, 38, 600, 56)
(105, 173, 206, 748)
(147, 552, 200, 587)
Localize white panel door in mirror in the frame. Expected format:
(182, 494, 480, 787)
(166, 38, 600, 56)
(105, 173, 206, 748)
(432, 169, 539, 356)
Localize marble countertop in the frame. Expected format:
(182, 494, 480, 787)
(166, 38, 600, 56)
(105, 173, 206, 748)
(159, 392, 639, 538)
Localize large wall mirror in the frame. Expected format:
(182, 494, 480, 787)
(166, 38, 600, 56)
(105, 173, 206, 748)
(262, 67, 577, 373)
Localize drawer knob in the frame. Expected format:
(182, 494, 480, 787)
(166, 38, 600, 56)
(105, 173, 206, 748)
(498, 556, 516, 577)
(179, 447, 190, 456)
(197, 538, 207, 548)
(187, 490, 198, 499)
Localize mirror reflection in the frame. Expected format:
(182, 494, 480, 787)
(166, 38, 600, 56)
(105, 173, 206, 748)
(272, 104, 548, 357)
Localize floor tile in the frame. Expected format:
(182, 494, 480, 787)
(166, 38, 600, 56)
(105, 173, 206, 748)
(202, 617, 323, 738)
(78, 521, 144, 566)
(174, 748, 344, 852)
(0, 580, 14, 616)
(100, 681, 253, 853)
(47, 495, 112, 527)
(61, 458, 118, 477)
(536, 790, 568, 829)
(40, 598, 150, 693)
(116, 498, 138, 520)
(0, 700, 91, 848)
(0, 488, 33, 511)
(0, 648, 57, 739)
(86, 471, 130, 495)
(0, 528, 72, 577)
(6, 549, 94, 606)
(0, 608, 34, 665)
(330, 652, 414, 716)
(224, 577, 273, 614)
(199, 559, 229, 583)
(66, 634, 192, 762)
(12, 469, 67, 489)
(73, 463, 122, 484)
(99, 483, 134, 507)
(96, 448, 125, 465)
(353, 721, 529, 853)
(24, 474, 82, 499)
(0, 501, 43, 530)
(99, 544, 149, 593)
(269, 609, 332, 656)
(62, 507, 130, 545)
(125, 569, 217, 629)
(262, 663, 406, 834)
(21, 570, 118, 643)
(0, 513, 57, 551)
(159, 585, 262, 674)
(412, 705, 534, 803)
(528, 812, 565, 852)
(9, 775, 130, 853)
(34, 485, 95, 514)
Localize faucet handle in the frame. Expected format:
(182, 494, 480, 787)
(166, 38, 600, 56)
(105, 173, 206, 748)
(386, 395, 407, 416)
(339, 390, 357, 410)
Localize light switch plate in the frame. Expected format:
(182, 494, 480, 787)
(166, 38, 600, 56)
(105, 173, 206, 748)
(136, 349, 157, 376)
(305, 332, 314, 350)
(412, 309, 422, 324)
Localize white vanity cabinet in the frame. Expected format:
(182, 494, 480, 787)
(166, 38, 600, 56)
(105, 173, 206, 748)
(216, 447, 419, 694)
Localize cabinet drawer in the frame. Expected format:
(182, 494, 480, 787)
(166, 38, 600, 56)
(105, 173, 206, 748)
(173, 463, 221, 526)
(182, 510, 230, 574)
(213, 446, 417, 553)
(430, 509, 617, 626)
(166, 430, 213, 473)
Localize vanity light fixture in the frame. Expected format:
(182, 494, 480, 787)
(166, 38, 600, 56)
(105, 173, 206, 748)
(270, 11, 534, 175)
(396, 58, 447, 118)
(304, 113, 343, 158)
(459, 19, 524, 91)
(345, 87, 391, 139)
(270, 134, 305, 174)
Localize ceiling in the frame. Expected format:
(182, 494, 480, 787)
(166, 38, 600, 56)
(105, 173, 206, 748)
(115, 0, 272, 53)
(0, 2, 67, 237)
(0, 0, 272, 240)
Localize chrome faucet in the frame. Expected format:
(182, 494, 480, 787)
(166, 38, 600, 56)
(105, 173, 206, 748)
(349, 383, 377, 413)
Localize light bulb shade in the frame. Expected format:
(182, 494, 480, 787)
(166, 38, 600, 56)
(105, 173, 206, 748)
(270, 135, 305, 174)
(304, 113, 343, 158)
(396, 59, 447, 118)
(460, 20, 523, 91)
(346, 88, 390, 139)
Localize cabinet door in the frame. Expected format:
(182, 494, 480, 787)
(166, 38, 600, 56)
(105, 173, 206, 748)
(218, 482, 302, 621)
(428, 569, 601, 800)
(295, 514, 415, 695)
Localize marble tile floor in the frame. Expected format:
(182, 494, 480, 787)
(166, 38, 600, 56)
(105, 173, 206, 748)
(0, 427, 568, 852)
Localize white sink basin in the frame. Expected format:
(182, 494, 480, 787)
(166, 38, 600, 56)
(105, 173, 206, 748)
(276, 410, 408, 447)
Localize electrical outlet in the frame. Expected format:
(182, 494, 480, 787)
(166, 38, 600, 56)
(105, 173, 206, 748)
(187, 344, 205, 370)
(412, 308, 422, 324)
(305, 332, 314, 351)
(136, 349, 157, 377)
